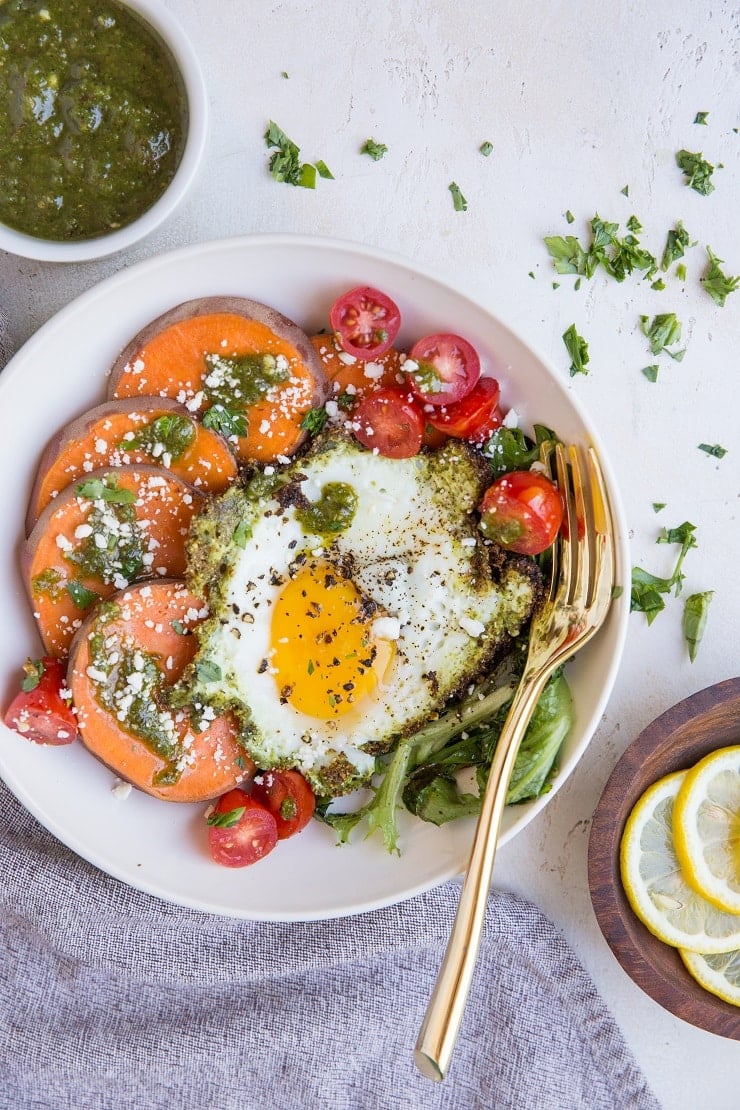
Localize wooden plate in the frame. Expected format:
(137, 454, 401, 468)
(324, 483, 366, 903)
(588, 677, 740, 1039)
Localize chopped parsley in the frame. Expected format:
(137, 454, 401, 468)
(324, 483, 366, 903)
(202, 404, 248, 439)
(698, 442, 727, 458)
(700, 247, 739, 307)
(639, 313, 685, 359)
(264, 120, 331, 189)
(565, 210, 575, 224)
(630, 521, 697, 624)
(449, 182, 468, 212)
(693, 111, 709, 125)
(545, 214, 657, 284)
(660, 221, 691, 272)
(562, 323, 590, 376)
(479, 141, 493, 157)
(675, 149, 716, 195)
(361, 138, 388, 161)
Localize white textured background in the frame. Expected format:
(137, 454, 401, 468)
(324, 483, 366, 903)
(1, 1, 739, 1106)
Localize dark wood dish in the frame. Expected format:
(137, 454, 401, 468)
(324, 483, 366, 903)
(588, 677, 740, 1039)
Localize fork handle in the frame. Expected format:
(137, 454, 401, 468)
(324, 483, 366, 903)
(414, 666, 552, 1082)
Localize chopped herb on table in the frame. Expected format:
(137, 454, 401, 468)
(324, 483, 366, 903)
(630, 521, 698, 624)
(639, 313, 685, 359)
(360, 139, 388, 161)
(641, 364, 659, 383)
(683, 591, 713, 662)
(698, 443, 727, 458)
(700, 247, 739, 307)
(544, 214, 657, 283)
(675, 149, 716, 195)
(264, 120, 331, 189)
(661, 221, 691, 271)
(562, 323, 589, 376)
(479, 141, 493, 157)
(693, 111, 709, 125)
(449, 182, 468, 212)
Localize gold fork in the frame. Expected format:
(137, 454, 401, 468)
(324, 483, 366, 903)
(414, 442, 617, 1082)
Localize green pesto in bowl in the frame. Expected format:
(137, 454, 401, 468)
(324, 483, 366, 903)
(0, 0, 187, 242)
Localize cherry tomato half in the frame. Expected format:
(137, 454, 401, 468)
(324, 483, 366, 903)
(251, 769, 316, 840)
(405, 333, 481, 406)
(352, 386, 424, 458)
(426, 377, 502, 442)
(478, 470, 564, 556)
(329, 286, 401, 360)
(207, 788, 278, 868)
(4, 657, 78, 746)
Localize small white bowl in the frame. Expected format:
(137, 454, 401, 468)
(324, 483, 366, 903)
(0, 0, 208, 263)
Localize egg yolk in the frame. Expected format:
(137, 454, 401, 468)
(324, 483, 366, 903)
(270, 561, 394, 720)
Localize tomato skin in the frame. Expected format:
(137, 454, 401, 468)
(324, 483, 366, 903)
(329, 286, 401, 360)
(251, 769, 316, 840)
(405, 333, 481, 406)
(426, 377, 502, 442)
(352, 387, 424, 458)
(207, 788, 278, 868)
(4, 657, 78, 746)
(478, 470, 564, 556)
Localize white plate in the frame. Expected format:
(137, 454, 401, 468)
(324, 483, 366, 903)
(0, 234, 629, 921)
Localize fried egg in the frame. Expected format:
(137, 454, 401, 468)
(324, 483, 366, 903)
(187, 435, 538, 795)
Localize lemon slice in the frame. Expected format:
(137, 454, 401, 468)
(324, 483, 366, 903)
(680, 948, 740, 1007)
(620, 770, 740, 953)
(673, 745, 740, 914)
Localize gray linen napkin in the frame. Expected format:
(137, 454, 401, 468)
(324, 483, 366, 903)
(0, 314, 657, 1110)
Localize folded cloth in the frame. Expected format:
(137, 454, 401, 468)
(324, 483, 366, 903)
(0, 780, 658, 1110)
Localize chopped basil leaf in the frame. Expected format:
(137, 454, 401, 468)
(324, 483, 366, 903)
(479, 141, 493, 157)
(641, 364, 659, 382)
(661, 221, 691, 272)
(300, 407, 328, 434)
(196, 661, 222, 685)
(202, 404, 248, 438)
(652, 502, 666, 513)
(75, 477, 136, 504)
(565, 210, 575, 224)
(700, 247, 739, 307)
(545, 214, 657, 284)
(122, 414, 196, 462)
(631, 521, 697, 622)
(651, 278, 665, 291)
(698, 442, 727, 458)
(621, 185, 629, 196)
(639, 313, 684, 358)
(206, 806, 246, 829)
(676, 262, 687, 282)
(315, 160, 334, 180)
(360, 138, 388, 161)
(693, 111, 709, 125)
(626, 214, 642, 234)
(281, 71, 289, 79)
(66, 580, 99, 610)
(683, 591, 713, 662)
(449, 182, 468, 212)
(528, 271, 535, 279)
(562, 323, 590, 376)
(675, 149, 715, 195)
(21, 658, 45, 692)
(264, 120, 328, 189)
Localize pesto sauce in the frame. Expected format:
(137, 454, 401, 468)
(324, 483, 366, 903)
(0, 0, 187, 241)
(295, 482, 358, 536)
(123, 414, 196, 461)
(66, 501, 145, 584)
(89, 631, 183, 783)
(203, 353, 290, 411)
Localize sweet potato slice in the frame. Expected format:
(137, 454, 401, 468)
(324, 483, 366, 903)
(108, 297, 330, 464)
(24, 466, 204, 659)
(68, 579, 253, 802)
(26, 397, 237, 534)
(310, 333, 404, 399)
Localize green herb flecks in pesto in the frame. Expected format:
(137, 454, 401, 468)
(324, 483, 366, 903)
(31, 567, 64, 599)
(295, 482, 358, 536)
(122, 414, 196, 462)
(67, 479, 145, 584)
(0, 0, 186, 241)
(202, 352, 290, 420)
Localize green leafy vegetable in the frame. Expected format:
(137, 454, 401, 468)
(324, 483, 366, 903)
(675, 149, 715, 195)
(661, 221, 691, 272)
(122, 414, 196, 462)
(562, 323, 590, 376)
(565, 210, 575, 224)
(676, 262, 687, 282)
(315, 160, 334, 180)
(361, 138, 388, 161)
(21, 658, 45, 693)
(621, 185, 629, 196)
(449, 182, 468, 212)
(639, 313, 684, 359)
(264, 120, 329, 188)
(652, 502, 666, 513)
(683, 591, 713, 662)
(75, 477, 136, 505)
(694, 111, 709, 125)
(698, 442, 727, 458)
(631, 521, 697, 623)
(300, 407, 328, 434)
(545, 214, 657, 284)
(66, 581, 99, 610)
(700, 247, 739, 307)
(641, 364, 659, 382)
(479, 141, 493, 157)
(483, 424, 558, 478)
(206, 807, 246, 829)
(202, 404, 249, 439)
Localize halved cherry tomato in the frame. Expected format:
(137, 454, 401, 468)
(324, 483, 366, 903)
(329, 286, 401, 360)
(207, 787, 278, 868)
(251, 769, 316, 840)
(478, 470, 564, 555)
(405, 333, 481, 406)
(426, 377, 502, 442)
(4, 657, 78, 745)
(353, 386, 424, 458)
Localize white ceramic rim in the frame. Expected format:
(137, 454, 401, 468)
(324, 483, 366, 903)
(0, 0, 208, 262)
(0, 234, 631, 919)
